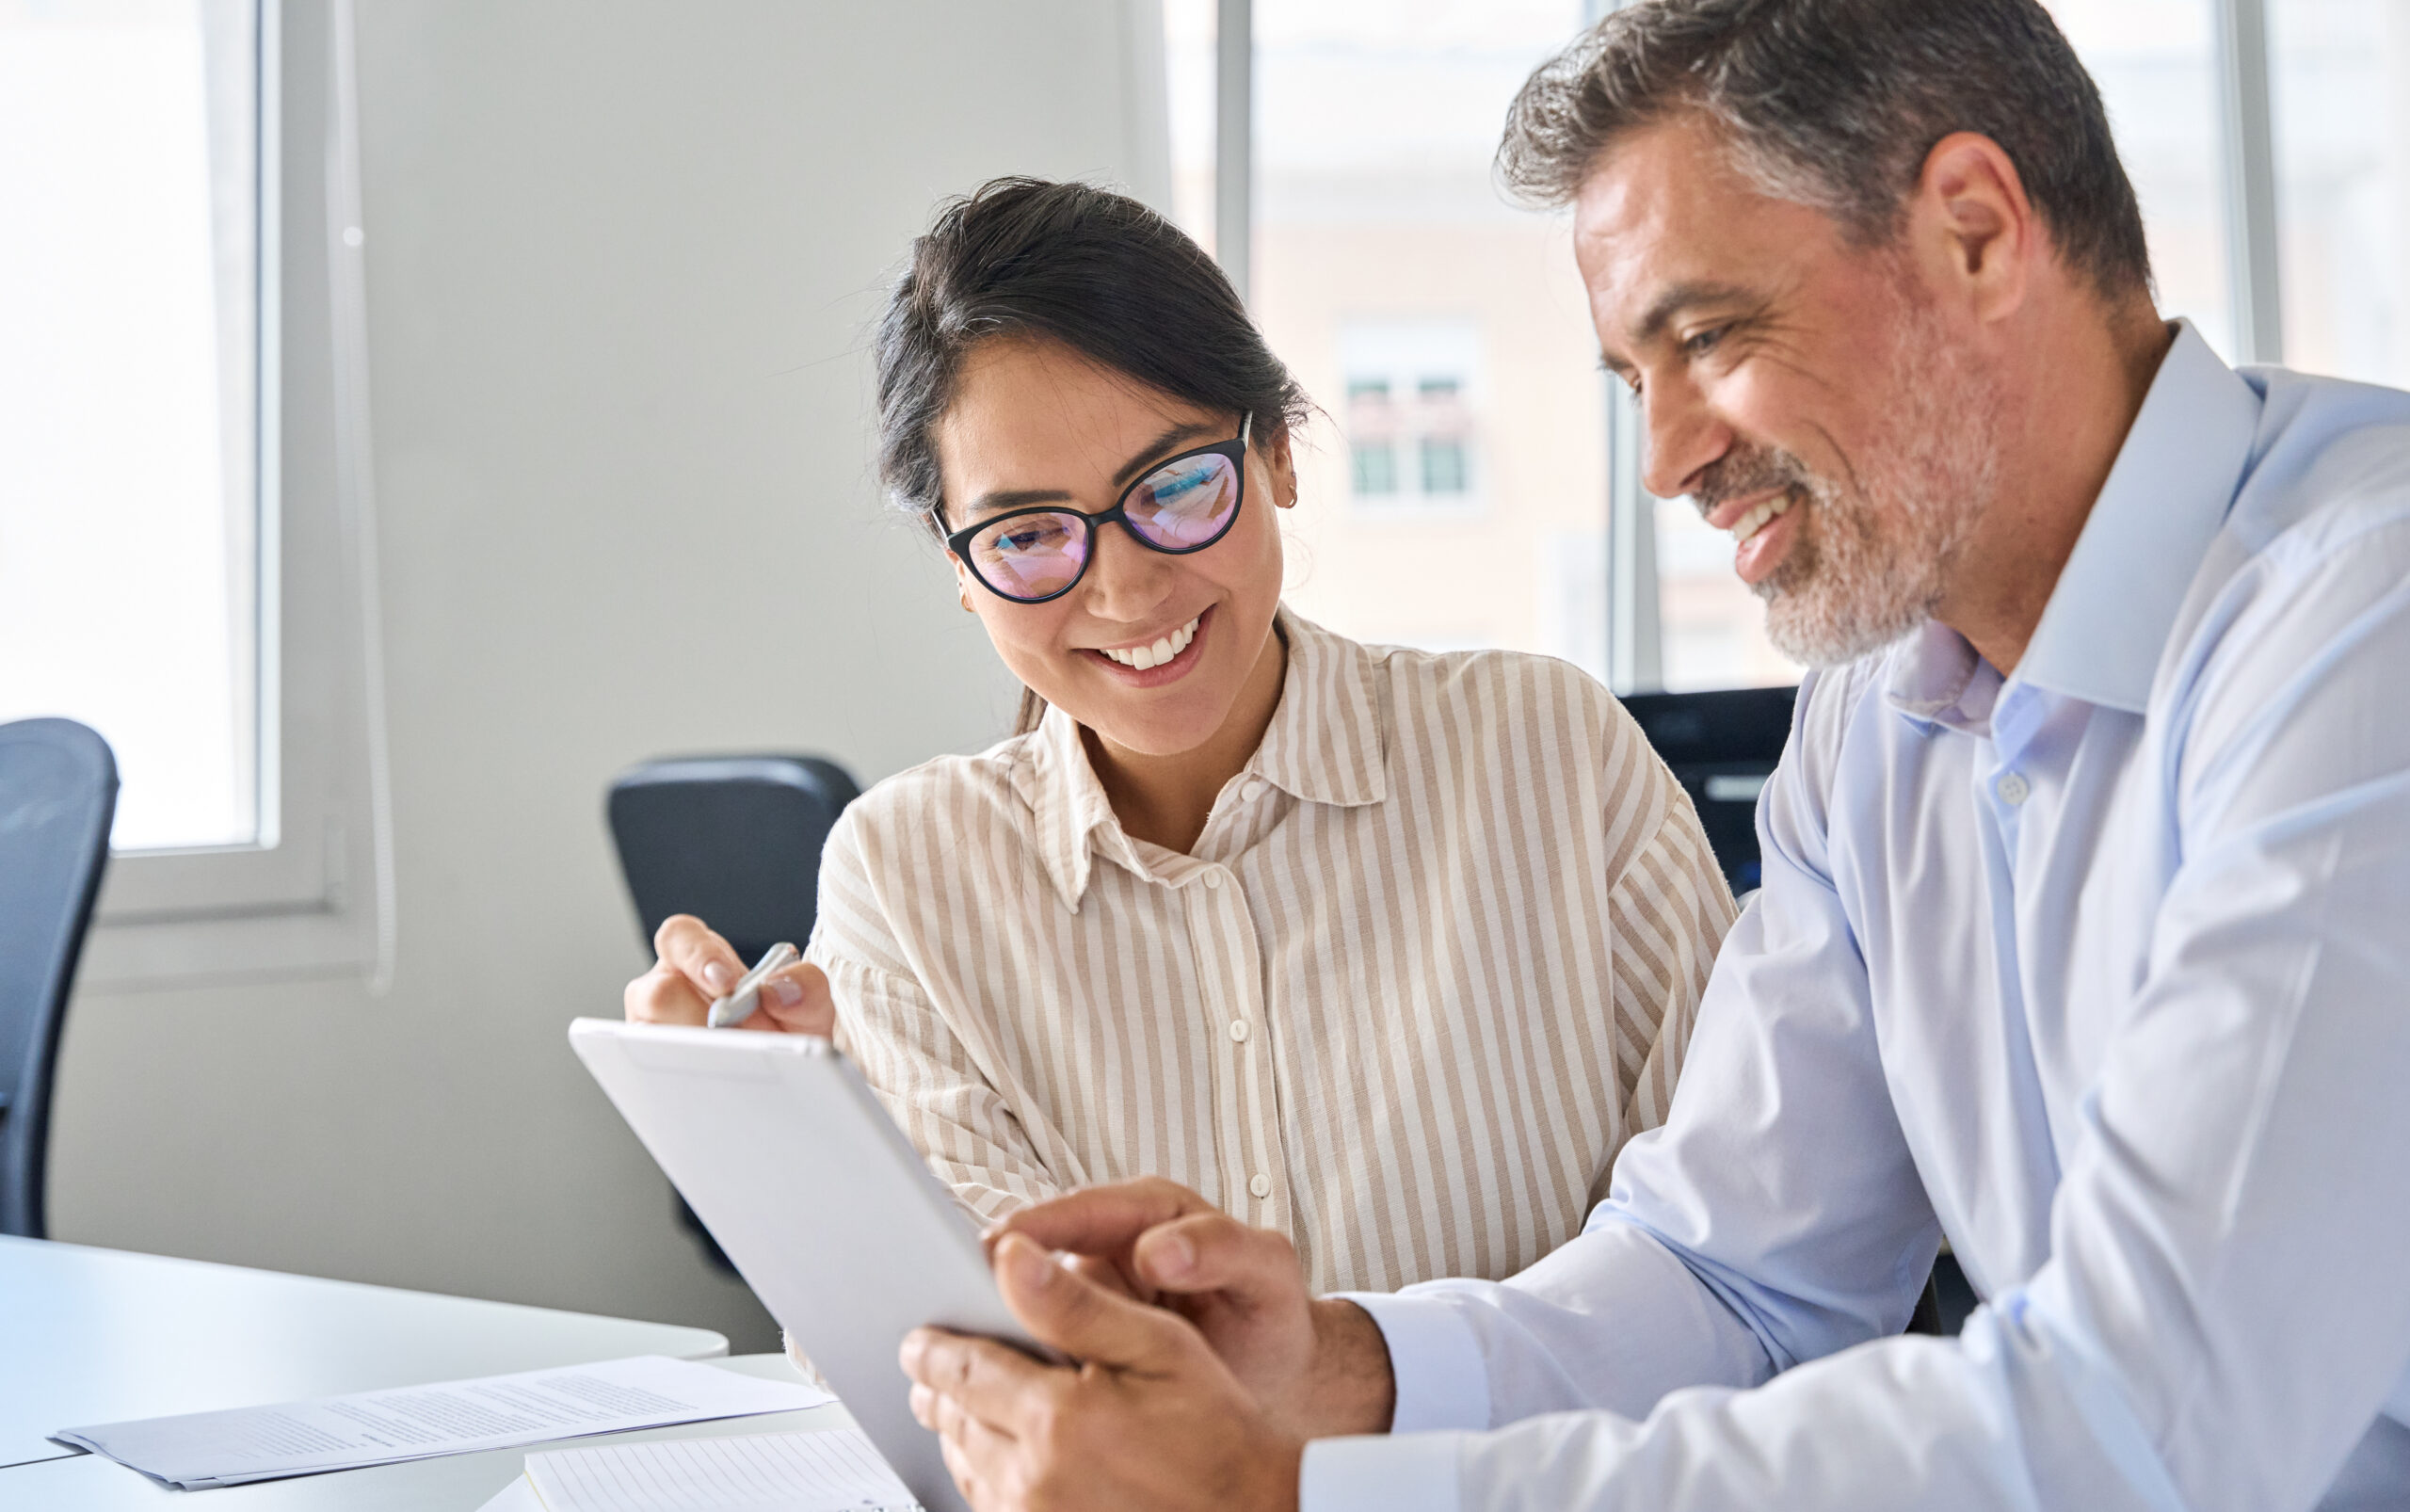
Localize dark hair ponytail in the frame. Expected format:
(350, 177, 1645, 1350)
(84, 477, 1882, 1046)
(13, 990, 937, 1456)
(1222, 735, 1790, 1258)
(872, 177, 1313, 735)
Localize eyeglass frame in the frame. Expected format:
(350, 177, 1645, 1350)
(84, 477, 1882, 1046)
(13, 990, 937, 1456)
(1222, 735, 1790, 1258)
(941, 412, 1254, 605)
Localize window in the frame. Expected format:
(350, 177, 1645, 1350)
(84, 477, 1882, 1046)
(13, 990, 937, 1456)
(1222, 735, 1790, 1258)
(1163, 0, 1223, 264)
(1175, 0, 2358, 699)
(1185, 0, 1608, 671)
(2270, 0, 2410, 389)
(1422, 437, 1470, 495)
(1337, 319, 1483, 512)
(2046, 0, 2235, 353)
(1347, 379, 1399, 496)
(0, 0, 261, 851)
(2, 0, 393, 988)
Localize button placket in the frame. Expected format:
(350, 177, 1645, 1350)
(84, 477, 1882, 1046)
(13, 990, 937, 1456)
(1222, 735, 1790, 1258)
(1197, 865, 1282, 1222)
(1184, 867, 1251, 1214)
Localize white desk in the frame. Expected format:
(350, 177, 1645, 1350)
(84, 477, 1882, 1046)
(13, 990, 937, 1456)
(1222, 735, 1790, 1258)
(4, 1355, 852, 1510)
(0, 1235, 735, 1492)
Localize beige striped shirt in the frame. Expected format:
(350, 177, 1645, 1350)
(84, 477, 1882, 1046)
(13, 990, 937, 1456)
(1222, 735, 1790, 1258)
(809, 609, 1735, 1294)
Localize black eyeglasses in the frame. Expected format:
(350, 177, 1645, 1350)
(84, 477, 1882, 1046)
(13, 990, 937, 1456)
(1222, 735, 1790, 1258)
(944, 414, 1252, 604)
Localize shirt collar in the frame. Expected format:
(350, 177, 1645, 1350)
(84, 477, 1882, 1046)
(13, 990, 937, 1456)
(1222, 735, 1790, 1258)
(1249, 608, 1389, 810)
(1026, 703, 1122, 912)
(1023, 606, 1390, 910)
(1888, 319, 2261, 725)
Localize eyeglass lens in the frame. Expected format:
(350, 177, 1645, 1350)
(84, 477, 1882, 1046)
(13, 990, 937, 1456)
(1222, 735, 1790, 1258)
(966, 450, 1241, 602)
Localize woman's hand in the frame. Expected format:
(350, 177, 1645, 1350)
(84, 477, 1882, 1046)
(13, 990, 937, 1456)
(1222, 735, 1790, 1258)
(622, 914, 836, 1035)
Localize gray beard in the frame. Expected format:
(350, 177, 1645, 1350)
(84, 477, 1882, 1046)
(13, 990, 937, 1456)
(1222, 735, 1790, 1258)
(1752, 296, 2000, 668)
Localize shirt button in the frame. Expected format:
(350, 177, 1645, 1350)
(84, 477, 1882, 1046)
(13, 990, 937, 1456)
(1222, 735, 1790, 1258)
(1229, 1019, 1250, 1043)
(1998, 772, 2032, 807)
(1248, 1173, 1272, 1199)
(1202, 871, 1224, 890)
(1242, 779, 1266, 802)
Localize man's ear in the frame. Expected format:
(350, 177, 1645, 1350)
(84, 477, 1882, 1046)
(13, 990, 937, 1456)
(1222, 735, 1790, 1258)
(1910, 131, 2035, 325)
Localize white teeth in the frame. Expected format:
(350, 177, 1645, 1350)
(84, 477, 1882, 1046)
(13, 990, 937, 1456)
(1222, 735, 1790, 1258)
(1729, 491, 1793, 544)
(1100, 615, 1201, 669)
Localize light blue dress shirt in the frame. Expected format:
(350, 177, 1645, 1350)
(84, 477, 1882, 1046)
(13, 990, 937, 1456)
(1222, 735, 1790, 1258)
(1301, 324, 2410, 1512)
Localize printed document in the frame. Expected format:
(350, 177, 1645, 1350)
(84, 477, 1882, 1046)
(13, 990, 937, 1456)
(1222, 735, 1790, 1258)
(523, 1428, 920, 1511)
(54, 1355, 833, 1489)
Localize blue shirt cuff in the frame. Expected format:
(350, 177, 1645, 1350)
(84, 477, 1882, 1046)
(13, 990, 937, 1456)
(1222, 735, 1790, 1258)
(1333, 1290, 1490, 1433)
(1300, 1432, 1464, 1512)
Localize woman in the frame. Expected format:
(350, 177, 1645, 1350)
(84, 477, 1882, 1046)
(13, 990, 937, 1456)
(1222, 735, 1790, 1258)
(627, 177, 1735, 1294)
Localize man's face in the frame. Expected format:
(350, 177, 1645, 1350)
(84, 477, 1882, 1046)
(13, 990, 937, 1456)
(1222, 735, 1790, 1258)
(1575, 114, 2002, 667)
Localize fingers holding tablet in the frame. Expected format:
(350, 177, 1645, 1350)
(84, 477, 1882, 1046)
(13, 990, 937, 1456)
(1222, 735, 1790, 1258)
(903, 1233, 1307, 1512)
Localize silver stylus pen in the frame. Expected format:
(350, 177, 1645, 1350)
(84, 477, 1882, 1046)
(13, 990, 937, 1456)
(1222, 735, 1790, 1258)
(706, 941, 798, 1028)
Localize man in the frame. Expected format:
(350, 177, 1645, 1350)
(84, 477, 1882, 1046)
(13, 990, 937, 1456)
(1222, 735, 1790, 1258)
(898, 1, 2410, 1507)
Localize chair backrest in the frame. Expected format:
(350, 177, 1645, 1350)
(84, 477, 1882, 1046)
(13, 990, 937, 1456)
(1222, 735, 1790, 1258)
(0, 718, 119, 1240)
(1620, 686, 1798, 896)
(605, 755, 861, 968)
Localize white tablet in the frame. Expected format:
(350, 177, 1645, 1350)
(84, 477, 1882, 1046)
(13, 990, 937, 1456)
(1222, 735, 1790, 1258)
(569, 1018, 1052, 1512)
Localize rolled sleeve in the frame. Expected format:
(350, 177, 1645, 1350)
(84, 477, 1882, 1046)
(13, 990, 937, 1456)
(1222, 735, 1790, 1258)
(1336, 1290, 1492, 1433)
(1300, 1431, 1465, 1512)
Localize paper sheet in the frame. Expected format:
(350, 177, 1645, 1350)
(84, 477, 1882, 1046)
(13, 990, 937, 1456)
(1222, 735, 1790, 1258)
(525, 1428, 920, 1511)
(480, 1472, 547, 1512)
(54, 1355, 833, 1490)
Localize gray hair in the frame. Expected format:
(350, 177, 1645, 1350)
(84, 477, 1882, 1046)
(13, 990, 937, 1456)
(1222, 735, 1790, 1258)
(1499, 0, 2153, 301)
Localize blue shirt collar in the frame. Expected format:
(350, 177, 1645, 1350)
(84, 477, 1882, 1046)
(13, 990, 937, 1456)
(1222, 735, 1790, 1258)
(1888, 320, 2261, 725)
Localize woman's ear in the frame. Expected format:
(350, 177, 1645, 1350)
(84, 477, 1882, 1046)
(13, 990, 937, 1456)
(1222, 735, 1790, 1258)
(948, 552, 977, 612)
(1261, 426, 1301, 509)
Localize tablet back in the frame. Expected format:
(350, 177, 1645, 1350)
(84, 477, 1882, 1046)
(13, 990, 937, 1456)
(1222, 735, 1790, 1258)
(570, 1018, 1033, 1512)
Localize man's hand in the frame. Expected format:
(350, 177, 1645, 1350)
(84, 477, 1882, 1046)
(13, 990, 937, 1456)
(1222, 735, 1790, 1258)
(622, 914, 834, 1035)
(985, 1179, 1396, 1440)
(903, 1233, 1304, 1512)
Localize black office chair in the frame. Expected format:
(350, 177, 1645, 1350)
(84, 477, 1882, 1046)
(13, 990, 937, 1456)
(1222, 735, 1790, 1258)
(1620, 686, 1797, 895)
(604, 753, 861, 1270)
(0, 718, 120, 1241)
(607, 755, 861, 971)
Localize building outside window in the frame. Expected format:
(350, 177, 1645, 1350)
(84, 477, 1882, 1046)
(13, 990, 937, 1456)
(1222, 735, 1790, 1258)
(1336, 318, 1482, 513)
(1416, 378, 1473, 495)
(1345, 378, 1398, 495)
(1240, 0, 1613, 668)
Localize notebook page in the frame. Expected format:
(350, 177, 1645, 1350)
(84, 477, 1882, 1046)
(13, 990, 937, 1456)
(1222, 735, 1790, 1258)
(525, 1428, 920, 1512)
(55, 1357, 831, 1490)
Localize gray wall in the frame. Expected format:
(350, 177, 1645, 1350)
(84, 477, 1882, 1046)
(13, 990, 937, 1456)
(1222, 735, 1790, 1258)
(48, 0, 1156, 1352)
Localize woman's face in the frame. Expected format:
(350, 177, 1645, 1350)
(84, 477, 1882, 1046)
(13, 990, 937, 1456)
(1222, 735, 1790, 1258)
(934, 337, 1295, 758)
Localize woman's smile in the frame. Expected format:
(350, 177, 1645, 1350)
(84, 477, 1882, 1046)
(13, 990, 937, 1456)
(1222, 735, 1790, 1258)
(1080, 605, 1212, 687)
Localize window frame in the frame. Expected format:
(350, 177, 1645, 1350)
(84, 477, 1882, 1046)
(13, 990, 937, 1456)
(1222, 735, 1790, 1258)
(80, 0, 394, 991)
(1204, 0, 2290, 695)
